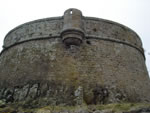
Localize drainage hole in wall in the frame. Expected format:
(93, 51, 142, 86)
(86, 40, 91, 45)
(93, 28, 97, 32)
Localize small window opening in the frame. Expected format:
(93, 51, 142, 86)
(70, 10, 73, 14)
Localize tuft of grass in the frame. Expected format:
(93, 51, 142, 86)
(88, 103, 150, 112)
(0, 102, 150, 113)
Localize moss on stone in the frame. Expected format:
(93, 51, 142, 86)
(0, 103, 150, 113)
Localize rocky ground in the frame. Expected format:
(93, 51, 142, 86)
(0, 103, 150, 113)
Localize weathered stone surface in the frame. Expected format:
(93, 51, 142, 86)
(0, 8, 150, 108)
(0, 38, 149, 105)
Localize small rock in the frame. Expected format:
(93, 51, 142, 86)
(74, 86, 83, 105)
(93, 110, 101, 113)
(74, 108, 89, 113)
(10, 111, 18, 113)
(93, 110, 113, 113)
(0, 99, 6, 108)
(36, 109, 51, 113)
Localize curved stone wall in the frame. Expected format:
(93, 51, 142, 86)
(0, 8, 149, 107)
(3, 16, 143, 55)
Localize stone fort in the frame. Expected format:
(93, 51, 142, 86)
(0, 9, 150, 107)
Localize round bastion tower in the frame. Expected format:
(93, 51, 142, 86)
(0, 9, 150, 107)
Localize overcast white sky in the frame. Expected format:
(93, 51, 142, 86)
(0, 0, 150, 74)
